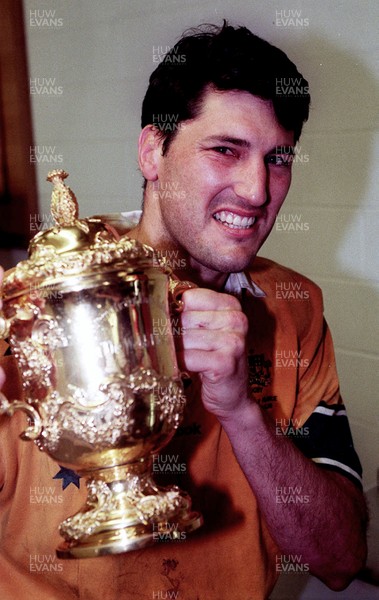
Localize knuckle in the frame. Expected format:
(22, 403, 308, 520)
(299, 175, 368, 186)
(227, 332, 245, 355)
(224, 294, 241, 310)
(228, 310, 248, 333)
(182, 287, 202, 307)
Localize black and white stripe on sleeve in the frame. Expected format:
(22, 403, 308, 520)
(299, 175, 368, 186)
(288, 401, 363, 489)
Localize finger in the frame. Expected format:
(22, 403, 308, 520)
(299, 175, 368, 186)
(177, 348, 243, 378)
(182, 329, 246, 356)
(0, 367, 5, 389)
(181, 309, 248, 333)
(182, 288, 241, 311)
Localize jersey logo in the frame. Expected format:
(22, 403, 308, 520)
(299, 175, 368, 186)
(247, 350, 277, 410)
(248, 350, 272, 388)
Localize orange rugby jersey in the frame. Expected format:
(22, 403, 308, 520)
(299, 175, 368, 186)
(0, 257, 362, 600)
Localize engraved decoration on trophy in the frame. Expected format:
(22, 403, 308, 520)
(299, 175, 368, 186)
(0, 170, 202, 558)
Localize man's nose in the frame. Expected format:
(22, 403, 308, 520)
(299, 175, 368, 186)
(232, 159, 268, 206)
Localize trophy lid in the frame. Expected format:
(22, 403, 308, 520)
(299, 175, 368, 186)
(2, 170, 155, 301)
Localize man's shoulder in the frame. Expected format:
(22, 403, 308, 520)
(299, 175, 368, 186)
(248, 257, 324, 336)
(249, 256, 322, 299)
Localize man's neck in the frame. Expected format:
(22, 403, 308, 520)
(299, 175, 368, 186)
(128, 220, 228, 291)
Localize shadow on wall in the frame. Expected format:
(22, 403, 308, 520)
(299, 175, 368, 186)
(263, 31, 379, 600)
(261, 31, 379, 476)
(262, 31, 378, 291)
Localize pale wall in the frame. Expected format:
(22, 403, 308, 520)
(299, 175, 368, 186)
(23, 0, 378, 489)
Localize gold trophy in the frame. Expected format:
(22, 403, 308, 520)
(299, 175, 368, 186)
(0, 170, 202, 558)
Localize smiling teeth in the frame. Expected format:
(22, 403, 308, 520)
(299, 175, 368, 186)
(214, 211, 255, 229)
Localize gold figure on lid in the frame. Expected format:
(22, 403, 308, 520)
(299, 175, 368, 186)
(47, 169, 79, 227)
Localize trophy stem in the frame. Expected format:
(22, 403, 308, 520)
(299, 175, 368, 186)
(56, 461, 202, 559)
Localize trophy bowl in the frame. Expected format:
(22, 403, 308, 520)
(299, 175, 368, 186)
(0, 170, 202, 558)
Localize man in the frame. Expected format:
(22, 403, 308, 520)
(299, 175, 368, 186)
(0, 22, 367, 600)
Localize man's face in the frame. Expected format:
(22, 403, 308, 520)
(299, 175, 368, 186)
(148, 88, 294, 279)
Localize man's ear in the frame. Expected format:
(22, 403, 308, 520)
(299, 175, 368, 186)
(138, 125, 163, 182)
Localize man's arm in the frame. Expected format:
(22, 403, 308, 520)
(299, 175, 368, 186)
(219, 401, 367, 590)
(179, 287, 367, 591)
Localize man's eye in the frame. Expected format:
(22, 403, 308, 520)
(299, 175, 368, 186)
(212, 146, 235, 156)
(266, 154, 293, 167)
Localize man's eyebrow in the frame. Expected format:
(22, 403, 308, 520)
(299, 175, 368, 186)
(202, 135, 251, 148)
(202, 137, 295, 155)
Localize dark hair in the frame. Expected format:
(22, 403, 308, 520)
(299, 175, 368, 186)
(142, 21, 310, 155)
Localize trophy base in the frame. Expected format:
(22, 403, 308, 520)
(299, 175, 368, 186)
(55, 463, 203, 559)
(56, 510, 203, 559)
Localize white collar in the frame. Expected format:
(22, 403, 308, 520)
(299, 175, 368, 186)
(223, 271, 266, 298)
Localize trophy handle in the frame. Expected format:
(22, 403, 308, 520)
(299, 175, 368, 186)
(0, 315, 43, 441)
(168, 277, 197, 313)
(168, 277, 196, 384)
(0, 392, 43, 440)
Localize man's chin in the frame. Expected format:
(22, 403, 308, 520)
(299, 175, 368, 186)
(199, 252, 257, 275)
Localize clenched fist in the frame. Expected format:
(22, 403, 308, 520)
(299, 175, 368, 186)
(177, 288, 250, 419)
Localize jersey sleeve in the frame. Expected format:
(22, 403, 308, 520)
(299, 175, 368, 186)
(289, 288, 363, 489)
(289, 398, 363, 489)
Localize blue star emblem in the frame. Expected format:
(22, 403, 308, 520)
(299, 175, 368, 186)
(53, 465, 81, 490)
